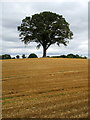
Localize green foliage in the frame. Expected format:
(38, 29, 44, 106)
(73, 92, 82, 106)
(51, 54, 87, 59)
(0, 55, 2, 59)
(16, 55, 20, 59)
(18, 11, 73, 57)
(22, 54, 26, 58)
(28, 53, 38, 58)
(1, 54, 11, 59)
(59, 55, 67, 58)
(83, 56, 87, 59)
(67, 54, 76, 58)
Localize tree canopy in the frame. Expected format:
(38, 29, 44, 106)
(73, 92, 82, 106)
(28, 53, 38, 58)
(18, 11, 73, 57)
(16, 55, 20, 59)
(1, 54, 11, 59)
(51, 54, 87, 59)
(22, 54, 26, 58)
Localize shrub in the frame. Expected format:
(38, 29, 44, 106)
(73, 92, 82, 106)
(2, 54, 11, 59)
(22, 54, 26, 58)
(16, 55, 20, 59)
(28, 53, 38, 58)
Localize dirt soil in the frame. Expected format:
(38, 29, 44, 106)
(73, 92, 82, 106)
(2, 58, 88, 118)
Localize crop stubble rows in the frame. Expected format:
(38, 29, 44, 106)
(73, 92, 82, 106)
(2, 58, 88, 118)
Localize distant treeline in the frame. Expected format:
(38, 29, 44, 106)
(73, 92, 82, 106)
(50, 54, 87, 59)
(0, 53, 87, 59)
(0, 53, 38, 59)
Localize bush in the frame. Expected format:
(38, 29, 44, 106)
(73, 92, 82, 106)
(16, 55, 20, 59)
(59, 55, 67, 58)
(28, 53, 38, 58)
(0, 55, 2, 59)
(50, 54, 87, 59)
(22, 54, 26, 58)
(2, 54, 11, 59)
(67, 54, 76, 58)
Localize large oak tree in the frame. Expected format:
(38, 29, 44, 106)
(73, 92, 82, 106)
(18, 11, 73, 57)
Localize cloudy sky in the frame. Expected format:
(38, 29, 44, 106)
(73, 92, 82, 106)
(0, 0, 89, 58)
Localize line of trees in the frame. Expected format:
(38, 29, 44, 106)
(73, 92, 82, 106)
(0, 53, 38, 59)
(0, 53, 87, 59)
(50, 54, 87, 59)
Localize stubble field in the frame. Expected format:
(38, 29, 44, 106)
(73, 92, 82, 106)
(2, 58, 88, 118)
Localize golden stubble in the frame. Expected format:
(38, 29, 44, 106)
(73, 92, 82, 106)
(2, 58, 88, 118)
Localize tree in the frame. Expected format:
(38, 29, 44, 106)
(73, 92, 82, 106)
(67, 54, 75, 58)
(75, 54, 80, 58)
(60, 55, 67, 58)
(22, 54, 26, 58)
(83, 56, 87, 59)
(28, 53, 38, 58)
(16, 55, 20, 59)
(2, 54, 11, 59)
(18, 11, 73, 57)
(0, 55, 2, 59)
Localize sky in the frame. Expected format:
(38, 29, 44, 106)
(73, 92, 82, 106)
(0, 0, 89, 58)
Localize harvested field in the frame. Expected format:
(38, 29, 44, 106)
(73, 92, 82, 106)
(2, 58, 88, 118)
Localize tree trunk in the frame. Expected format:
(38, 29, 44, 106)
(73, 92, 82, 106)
(43, 47, 47, 57)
